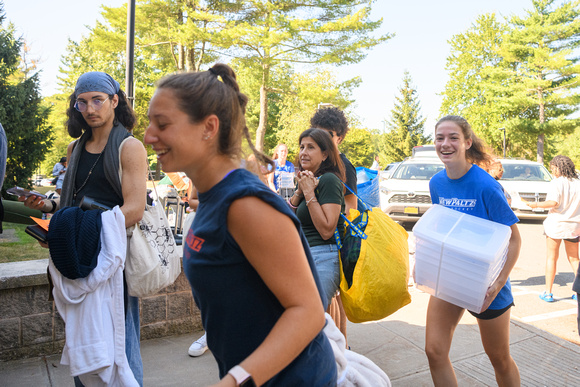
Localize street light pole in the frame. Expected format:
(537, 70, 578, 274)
(499, 128, 506, 158)
(125, 0, 136, 110)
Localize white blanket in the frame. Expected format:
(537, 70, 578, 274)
(323, 313, 391, 387)
(49, 206, 138, 387)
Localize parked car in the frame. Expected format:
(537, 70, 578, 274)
(498, 159, 552, 219)
(381, 162, 401, 179)
(380, 156, 444, 223)
(411, 144, 437, 158)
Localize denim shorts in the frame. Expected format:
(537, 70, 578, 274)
(309, 244, 340, 306)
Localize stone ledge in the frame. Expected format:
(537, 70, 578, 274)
(0, 260, 49, 290)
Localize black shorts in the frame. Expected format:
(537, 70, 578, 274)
(564, 236, 580, 243)
(468, 302, 514, 320)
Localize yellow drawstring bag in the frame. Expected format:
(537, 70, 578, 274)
(337, 205, 411, 323)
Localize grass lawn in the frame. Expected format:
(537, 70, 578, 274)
(0, 222, 49, 263)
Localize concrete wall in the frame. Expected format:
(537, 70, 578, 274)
(0, 259, 202, 361)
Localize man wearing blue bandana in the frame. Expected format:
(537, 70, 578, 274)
(21, 72, 148, 386)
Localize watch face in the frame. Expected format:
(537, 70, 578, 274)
(239, 377, 257, 387)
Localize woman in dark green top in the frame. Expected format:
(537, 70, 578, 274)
(288, 128, 345, 305)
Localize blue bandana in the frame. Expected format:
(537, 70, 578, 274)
(74, 72, 120, 97)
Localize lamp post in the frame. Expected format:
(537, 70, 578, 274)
(499, 127, 506, 158)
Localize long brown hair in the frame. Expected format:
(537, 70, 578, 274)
(298, 128, 345, 182)
(435, 115, 493, 169)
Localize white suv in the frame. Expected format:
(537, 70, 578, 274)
(498, 159, 552, 219)
(380, 157, 444, 223)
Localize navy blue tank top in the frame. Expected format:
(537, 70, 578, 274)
(184, 169, 336, 386)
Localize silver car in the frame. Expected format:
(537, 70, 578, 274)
(498, 159, 552, 219)
(380, 157, 445, 223)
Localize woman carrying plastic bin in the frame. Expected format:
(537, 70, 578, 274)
(426, 116, 522, 387)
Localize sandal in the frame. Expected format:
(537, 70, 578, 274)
(539, 291, 554, 302)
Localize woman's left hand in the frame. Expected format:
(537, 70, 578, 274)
(481, 277, 504, 312)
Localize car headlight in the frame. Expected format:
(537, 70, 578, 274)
(380, 187, 391, 196)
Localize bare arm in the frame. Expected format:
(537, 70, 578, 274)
(120, 138, 147, 227)
(20, 140, 78, 212)
(344, 193, 357, 216)
(522, 199, 558, 209)
(481, 223, 521, 311)
(215, 196, 326, 387)
(299, 174, 341, 240)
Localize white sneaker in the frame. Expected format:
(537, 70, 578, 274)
(188, 333, 208, 357)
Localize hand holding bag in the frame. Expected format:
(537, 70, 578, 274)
(119, 138, 181, 297)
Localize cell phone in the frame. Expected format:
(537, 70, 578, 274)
(25, 224, 48, 244)
(7, 186, 47, 199)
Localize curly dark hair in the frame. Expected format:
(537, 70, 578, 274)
(310, 106, 349, 139)
(66, 89, 136, 138)
(298, 128, 345, 182)
(156, 63, 273, 170)
(550, 155, 578, 179)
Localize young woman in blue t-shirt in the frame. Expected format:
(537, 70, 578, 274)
(426, 116, 522, 387)
(144, 64, 336, 387)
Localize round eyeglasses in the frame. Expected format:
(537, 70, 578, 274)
(74, 97, 109, 113)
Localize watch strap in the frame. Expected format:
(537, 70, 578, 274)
(228, 365, 255, 387)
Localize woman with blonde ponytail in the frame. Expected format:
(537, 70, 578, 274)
(144, 64, 336, 386)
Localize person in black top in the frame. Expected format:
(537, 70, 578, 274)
(310, 106, 357, 215)
(20, 71, 147, 386)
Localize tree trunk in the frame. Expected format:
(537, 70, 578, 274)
(537, 88, 545, 164)
(178, 43, 185, 70)
(255, 64, 270, 152)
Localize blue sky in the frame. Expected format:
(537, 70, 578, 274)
(6, 0, 537, 134)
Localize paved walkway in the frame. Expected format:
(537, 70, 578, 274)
(1, 287, 579, 386)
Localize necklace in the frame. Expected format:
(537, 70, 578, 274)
(73, 144, 106, 201)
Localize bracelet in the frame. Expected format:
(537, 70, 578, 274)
(306, 197, 318, 206)
(287, 198, 298, 209)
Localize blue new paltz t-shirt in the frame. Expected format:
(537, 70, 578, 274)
(429, 164, 519, 310)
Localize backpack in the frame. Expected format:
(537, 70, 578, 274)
(335, 185, 411, 323)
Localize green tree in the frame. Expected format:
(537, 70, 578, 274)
(275, 69, 359, 160)
(441, 2, 580, 163)
(218, 0, 391, 151)
(439, 13, 519, 156)
(381, 71, 429, 163)
(501, 0, 580, 163)
(340, 127, 376, 167)
(0, 5, 52, 193)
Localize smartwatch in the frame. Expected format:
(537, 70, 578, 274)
(228, 365, 256, 387)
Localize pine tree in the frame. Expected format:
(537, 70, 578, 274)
(381, 71, 429, 163)
(501, 0, 580, 163)
(0, 3, 52, 193)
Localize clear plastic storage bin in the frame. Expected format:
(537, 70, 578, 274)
(412, 204, 512, 313)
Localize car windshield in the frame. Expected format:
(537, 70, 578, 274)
(391, 163, 444, 180)
(501, 163, 552, 182)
